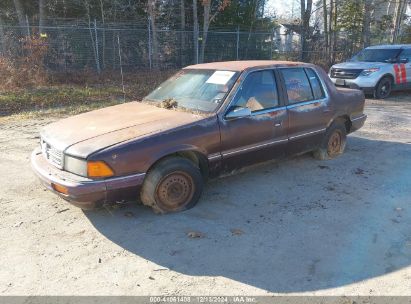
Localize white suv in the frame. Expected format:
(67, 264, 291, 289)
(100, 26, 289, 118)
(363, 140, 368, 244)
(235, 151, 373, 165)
(329, 44, 411, 98)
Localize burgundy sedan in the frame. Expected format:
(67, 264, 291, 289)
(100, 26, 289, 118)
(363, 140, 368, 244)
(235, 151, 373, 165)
(31, 61, 366, 213)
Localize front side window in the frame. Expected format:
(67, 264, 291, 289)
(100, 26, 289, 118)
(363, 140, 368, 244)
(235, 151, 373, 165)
(144, 69, 239, 112)
(231, 70, 279, 112)
(281, 68, 314, 103)
(399, 49, 411, 62)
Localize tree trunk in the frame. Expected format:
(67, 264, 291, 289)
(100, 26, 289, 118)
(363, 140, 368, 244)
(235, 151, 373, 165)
(39, 0, 45, 33)
(323, 0, 328, 57)
(99, 0, 105, 69)
(13, 0, 27, 35)
(332, 0, 338, 63)
(180, 0, 186, 67)
(300, 0, 313, 62)
(193, 0, 199, 64)
(244, 0, 258, 59)
(147, 0, 159, 68)
(392, 0, 407, 43)
(200, 0, 211, 63)
(0, 15, 5, 54)
(362, 0, 372, 47)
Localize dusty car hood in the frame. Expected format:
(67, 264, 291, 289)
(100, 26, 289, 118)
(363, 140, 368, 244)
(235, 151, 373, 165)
(41, 102, 206, 158)
(332, 61, 389, 70)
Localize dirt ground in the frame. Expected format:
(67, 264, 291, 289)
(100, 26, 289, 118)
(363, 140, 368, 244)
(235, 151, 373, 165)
(1, 93, 411, 296)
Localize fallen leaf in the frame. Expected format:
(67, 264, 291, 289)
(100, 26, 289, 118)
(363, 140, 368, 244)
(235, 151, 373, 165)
(124, 211, 134, 217)
(230, 228, 244, 236)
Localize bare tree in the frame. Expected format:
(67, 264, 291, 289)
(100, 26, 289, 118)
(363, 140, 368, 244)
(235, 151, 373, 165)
(392, 0, 408, 43)
(199, 0, 230, 63)
(193, 0, 199, 64)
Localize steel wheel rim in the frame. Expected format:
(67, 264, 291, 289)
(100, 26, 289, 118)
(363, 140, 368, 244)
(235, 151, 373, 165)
(327, 131, 342, 156)
(156, 171, 195, 211)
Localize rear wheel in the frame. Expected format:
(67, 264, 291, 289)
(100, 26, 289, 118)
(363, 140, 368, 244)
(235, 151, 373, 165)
(141, 157, 203, 214)
(313, 120, 347, 160)
(374, 76, 392, 99)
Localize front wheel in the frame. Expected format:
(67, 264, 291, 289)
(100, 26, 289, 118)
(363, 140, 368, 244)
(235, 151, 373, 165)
(313, 120, 347, 160)
(140, 157, 203, 214)
(374, 76, 392, 99)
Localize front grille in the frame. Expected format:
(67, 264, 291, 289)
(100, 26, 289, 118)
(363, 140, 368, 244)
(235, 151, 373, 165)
(330, 68, 363, 79)
(41, 138, 64, 169)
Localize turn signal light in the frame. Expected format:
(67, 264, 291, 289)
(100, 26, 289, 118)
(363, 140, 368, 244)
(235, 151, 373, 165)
(87, 161, 114, 178)
(52, 183, 68, 195)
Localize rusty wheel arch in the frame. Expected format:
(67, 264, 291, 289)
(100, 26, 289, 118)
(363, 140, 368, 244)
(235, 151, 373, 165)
(147, 150, 209, 181)
(328, 115, 352, 134)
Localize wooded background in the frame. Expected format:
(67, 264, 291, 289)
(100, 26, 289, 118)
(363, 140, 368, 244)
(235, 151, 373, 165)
(0, 0, 410, 73)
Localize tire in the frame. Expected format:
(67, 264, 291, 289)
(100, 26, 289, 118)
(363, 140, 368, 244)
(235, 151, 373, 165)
(313, 120, 347, 160)
(374, 76, 392, 99)
(140, 157, 203, 214)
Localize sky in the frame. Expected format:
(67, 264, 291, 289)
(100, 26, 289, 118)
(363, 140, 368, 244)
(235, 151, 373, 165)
(265, 0, 300, 19)
(265, 0, 410, 20)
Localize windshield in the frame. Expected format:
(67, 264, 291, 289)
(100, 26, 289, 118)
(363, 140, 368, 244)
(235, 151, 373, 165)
(350, 49, 401, 63)
(144, 69, 239, 112)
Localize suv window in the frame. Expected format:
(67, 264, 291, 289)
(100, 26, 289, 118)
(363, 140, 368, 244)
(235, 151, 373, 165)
(232, 70, 279, 112)
(399, 49, 411, 62)
(305, 68, 325, 100)
(281, 68, 314, 103)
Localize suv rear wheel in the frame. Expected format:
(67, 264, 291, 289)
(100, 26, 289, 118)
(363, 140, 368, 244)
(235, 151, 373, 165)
(141, 157, 203, 214)
(374, 76, 392, 99)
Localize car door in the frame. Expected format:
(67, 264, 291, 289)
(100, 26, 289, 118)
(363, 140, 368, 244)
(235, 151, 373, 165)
(279, 67, 332, 154)
(218, 69, 288, 171)
(398, 49, 411, 86)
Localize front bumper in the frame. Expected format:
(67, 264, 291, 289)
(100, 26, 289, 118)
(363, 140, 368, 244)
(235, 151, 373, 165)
(31, 148, 146, 209)
(351, 114, 367, 132)
(330, 75, 379, 94)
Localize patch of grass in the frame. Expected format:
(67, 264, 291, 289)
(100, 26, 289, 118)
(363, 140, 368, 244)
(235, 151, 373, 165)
(0, 85, 125, 115)
(0, 70, 176, 116)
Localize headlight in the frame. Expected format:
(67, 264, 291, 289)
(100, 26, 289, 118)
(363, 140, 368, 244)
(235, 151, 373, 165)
(64, 155, 87, 176)
(64, 156, 114, 178)
(361, 68, 380, 76)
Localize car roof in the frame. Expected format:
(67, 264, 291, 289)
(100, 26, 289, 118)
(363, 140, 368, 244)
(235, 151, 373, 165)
(366, 44, 411, 50)
(184, 60, 310, 72)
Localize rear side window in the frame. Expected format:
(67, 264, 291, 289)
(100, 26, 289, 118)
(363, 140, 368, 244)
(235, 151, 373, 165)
(281, 68, 313, 103)
(305, 68, 325, 100)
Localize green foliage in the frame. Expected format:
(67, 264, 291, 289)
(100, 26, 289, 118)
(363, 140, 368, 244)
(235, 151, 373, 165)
(336, 0, 364, 45)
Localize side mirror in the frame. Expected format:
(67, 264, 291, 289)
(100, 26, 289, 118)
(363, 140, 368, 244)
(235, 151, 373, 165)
(399, 58, 409, 64)
(225, 107, 252, 120)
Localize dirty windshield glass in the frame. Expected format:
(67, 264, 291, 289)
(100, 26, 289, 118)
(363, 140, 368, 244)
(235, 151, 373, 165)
(144, 69, 239, 112)
(350, 49, 401, 63)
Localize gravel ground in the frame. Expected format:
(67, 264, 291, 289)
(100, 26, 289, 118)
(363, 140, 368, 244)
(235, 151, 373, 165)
(0, 94, 411, 295)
